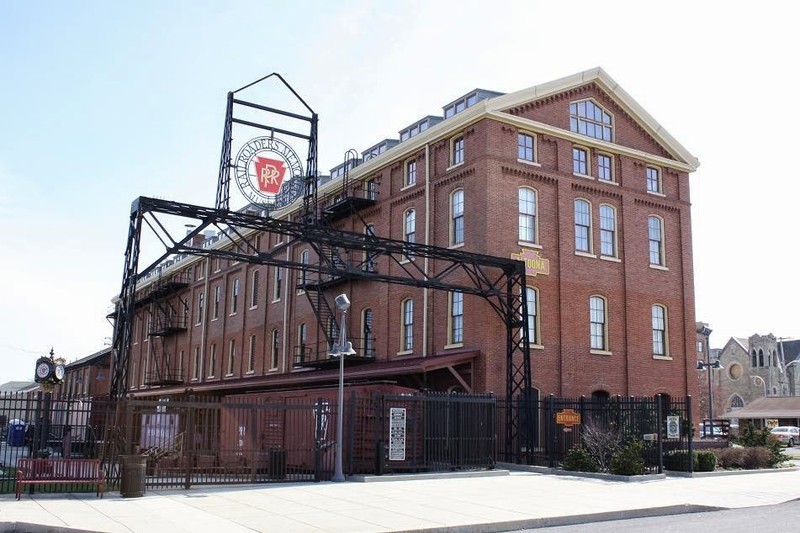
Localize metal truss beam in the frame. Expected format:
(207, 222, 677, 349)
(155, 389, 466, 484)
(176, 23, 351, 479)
(110, 195, 533, 458)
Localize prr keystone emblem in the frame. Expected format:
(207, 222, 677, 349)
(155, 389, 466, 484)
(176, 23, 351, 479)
(234, 136, 303, 204)
(511, 249, 550, 277)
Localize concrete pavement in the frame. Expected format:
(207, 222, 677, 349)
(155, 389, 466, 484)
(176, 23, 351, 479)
(2, 467, 800, 533)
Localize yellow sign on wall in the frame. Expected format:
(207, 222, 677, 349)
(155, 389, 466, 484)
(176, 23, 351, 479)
(555, 408, 581, 427)
(511, 249, 550, 277)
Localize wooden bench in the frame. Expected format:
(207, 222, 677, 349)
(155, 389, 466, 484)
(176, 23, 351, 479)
(16, 458, 106, 500)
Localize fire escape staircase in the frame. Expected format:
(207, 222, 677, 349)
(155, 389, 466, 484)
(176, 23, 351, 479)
(141, 271, 190, 386)
(298, 149, 377, 369)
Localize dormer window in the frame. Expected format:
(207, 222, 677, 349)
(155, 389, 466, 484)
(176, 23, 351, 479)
(570, 100, 612, 142)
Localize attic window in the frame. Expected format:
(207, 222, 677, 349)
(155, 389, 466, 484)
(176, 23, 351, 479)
(570, 100, 613, 142)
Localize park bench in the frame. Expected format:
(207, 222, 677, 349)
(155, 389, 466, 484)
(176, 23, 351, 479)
(16, 458, 106, 500)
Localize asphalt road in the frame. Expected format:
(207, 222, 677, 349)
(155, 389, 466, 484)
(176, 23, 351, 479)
(518, 500, 800, 532)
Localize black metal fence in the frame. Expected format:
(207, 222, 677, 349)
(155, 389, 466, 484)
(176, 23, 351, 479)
(497, 394, 693, 473)
(2, 390, 695, 494)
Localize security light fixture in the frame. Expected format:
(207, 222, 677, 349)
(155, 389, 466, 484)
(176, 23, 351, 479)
(334, 294, 350, 311)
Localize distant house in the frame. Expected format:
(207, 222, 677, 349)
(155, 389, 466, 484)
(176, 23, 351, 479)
(0, 381, 39, 429)
(54, 348, 111, 399)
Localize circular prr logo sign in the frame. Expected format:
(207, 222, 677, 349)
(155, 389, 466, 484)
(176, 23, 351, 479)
(234, 136, 304, 205)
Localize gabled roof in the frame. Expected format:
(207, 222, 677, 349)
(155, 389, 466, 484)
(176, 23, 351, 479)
(0, 381, 38, 393)
(487, 67, 700, 171)
(719, 396, 800, 419)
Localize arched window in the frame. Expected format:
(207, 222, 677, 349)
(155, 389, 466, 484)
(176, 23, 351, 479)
(449, 291, 464, 345)
(575, 199, 592, 253)
(730, 395, 744, 409)
(299, 249, 309, 287)
(401, 299, 414, 351)
(589, 296, 607, 351)
(451, 189, 464, 246)
(599, 204, 617, 258)
(270, 329, 280, 370)
(758, 349, 765, 367)
(526, 287, 539, 345)
(297, 323, 308, 364)
(570, 100, 613, 141)
(652, 305, 668, 356)
(751, 349, 758, 368)
(648, 216, 664, 266)
(518, 188, 537, 243)
(404, 209, 416, 261)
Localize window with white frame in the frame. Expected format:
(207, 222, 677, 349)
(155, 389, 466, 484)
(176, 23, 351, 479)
(451, 136, 464, 166)
(573, 147, 589, 175)
(363, 224, 377, 272)
(250, 270, 259, 308)
(569, 100, 613, 141)
(273, 267, 282, 301)
(518, 187, 537, 243)
(404, 209, 416, 261)
(648, 216, 665, 266)
(599, 204, 617, 257)
(247, 335, 256, 373)
(366, 178, 377, 200)
(231, 278, 239, 314)
(646, 167, 661, 193)
(526, 287, 539, 345)
(597, 153, 613, 181)
(652, 305, 668, 356)
(193, 346, 200, 379)
(405, 159, 417, 187)
(196, 292, 204, 325)
(451, 189, 464, 246)
(590, 296, 608, 351)
(297, 323, 307, 361)
(209, 343, 217, 377)
(362, 308, 374, 356)
(402, 299, 414, 351)
(227, 339, 236, 375)
(299, 249, 309, 288)
(450, 291, 464, 345)
(270, 329, 279, 370)
(213, 285, 221, 319)
(574, 199, 592, 253)
(518, 133, 535, 162)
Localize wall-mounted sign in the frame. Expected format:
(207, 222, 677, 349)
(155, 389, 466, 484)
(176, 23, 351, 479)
(388, 407, 407, 461)
(555, 408, 581, 427)
(666, 415, 680, 439)
(511, 249, 550, 277)
(234, 136, 304, 205)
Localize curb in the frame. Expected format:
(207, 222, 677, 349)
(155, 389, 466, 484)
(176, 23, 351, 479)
(391, 504, 726, 533)
(349, 469, 510, 482)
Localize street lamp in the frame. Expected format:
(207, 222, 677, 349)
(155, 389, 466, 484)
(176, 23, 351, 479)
(696, 325, 718, 428)
(330, 293, 356, 483)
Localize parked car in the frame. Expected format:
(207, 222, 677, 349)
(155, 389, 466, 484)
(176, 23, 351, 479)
(770, 426, 800, 446)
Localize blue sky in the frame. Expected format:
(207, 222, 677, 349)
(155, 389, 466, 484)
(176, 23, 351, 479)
(1, 1, 798, 381)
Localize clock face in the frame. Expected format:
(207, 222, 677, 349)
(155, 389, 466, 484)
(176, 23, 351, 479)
(55, 365, 65, 381)
(36, 361, 51, 379)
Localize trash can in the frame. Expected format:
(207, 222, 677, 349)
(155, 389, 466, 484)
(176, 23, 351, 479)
(268, 448, 286, 480)
(120, 455, 147, 498)
(6, 419, 25, 446)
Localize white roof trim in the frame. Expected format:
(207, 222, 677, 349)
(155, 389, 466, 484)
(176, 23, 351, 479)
(486, 67, 700, 171)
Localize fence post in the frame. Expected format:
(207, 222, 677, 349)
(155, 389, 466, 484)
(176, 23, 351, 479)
(656, 394, 664, 474)
(184, 404, 194, 490)
(314, 397, 323, 482)
(347, 390, 356, 475)
(373, 393, 384, 475)
(546, 394, 555, 468)
(686, 395, 693, 474)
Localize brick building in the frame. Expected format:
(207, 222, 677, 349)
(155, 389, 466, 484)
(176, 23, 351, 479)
(123, 67, 700, 403)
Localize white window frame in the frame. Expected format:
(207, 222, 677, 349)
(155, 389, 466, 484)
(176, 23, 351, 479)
(652, 304, 669, 357)
(518, 187, 538, 244)
(574, 199, 593, 254)
(590, 296, 609, 353)
(599, 204, 617, 258)
(450, 188, 464, 247)
(648, 215, 665, 267)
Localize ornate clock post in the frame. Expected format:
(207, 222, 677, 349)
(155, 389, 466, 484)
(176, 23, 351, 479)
(31, 348, 66, 458)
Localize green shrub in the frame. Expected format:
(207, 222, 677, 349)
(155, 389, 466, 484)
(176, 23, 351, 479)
(732, 423, 787, 467)
(696, 451, 717, 472)
(562, 445, 600, 472)
(663, 449, 694, 472)
(610, 440, 646, 476)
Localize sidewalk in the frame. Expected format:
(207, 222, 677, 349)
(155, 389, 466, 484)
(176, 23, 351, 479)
(2, 468, 800, 533)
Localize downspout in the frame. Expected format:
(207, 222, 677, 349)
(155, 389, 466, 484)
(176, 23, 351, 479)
(199, 258, 210, 384)
(423, 143, 431, 357)
(281, 240, 291, 372)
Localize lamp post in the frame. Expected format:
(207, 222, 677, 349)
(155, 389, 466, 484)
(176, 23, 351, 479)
(696, 324, 717, 428)
(330, 294, 356, 483)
